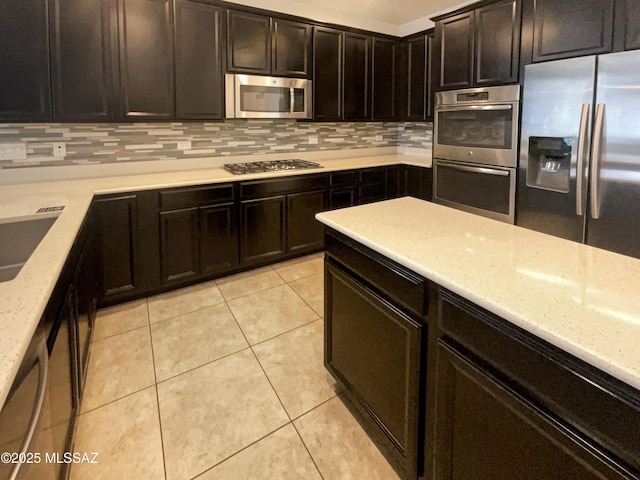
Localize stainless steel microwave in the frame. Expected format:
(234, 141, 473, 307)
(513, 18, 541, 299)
(225, 74, 312, 119)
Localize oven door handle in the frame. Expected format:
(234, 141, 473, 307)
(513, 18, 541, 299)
(437, 160, 510, 177)
(435, 104, 513, 112)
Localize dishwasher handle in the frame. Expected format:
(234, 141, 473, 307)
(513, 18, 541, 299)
(8, 336, 48, 480)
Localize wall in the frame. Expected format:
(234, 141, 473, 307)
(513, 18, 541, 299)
(0, 121, 433, 170)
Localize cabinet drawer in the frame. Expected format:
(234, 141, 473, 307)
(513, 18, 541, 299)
(359, 167, 386, 184)
(240, 174, 328, 199)
(325, 231, 428, 316)
(330, 170, 358, 187)
(159, 184, 234, 210)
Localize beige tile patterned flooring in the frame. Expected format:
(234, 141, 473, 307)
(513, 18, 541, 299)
(70, 253, 400, 480)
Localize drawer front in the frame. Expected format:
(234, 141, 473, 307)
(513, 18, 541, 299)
(240, 174, 328, 199)
(359, 167, 386, 185)
(159, 184, 234, 210)
(330, 170, 358, 187)
(325, 231, 428, 316)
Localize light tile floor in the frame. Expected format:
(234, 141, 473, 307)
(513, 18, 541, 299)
(70, 253, 400, 480)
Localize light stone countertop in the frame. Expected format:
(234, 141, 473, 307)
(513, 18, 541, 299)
(0, 151, 430, 409)
(316, 197, 640, 393)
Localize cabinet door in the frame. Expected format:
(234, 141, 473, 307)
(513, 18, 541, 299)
(159, 207, 200, 284)
(200, 203, 239, 275)
(437, 11, 474, 89)
(92, 195, 140, 299)
(74, 245, 97, 393)
(227, 10, 271, 74)
(475, 0, 521, 85)
(434, 341, 631, 480)
(118, 0, 174, 119)
(241, 196, 286, 264)
(532, 0, 614, 62)
(385, 166, 404, 199)
(175, 0, 223, 119)
(620, 0, 640, 51)
(371, 37, 397, 120)
(272, 18, 311, 77)
(325, 262, 423, 478)
(313, 27, 342, 120)
(286, 190, 326, 254)
(0, 0, 52, 120)
(50, 0, 113, 120)
(329, 188, 356, 210)
(358, 168, 387, 205)
(343, 32, 370, 120)
(407, 35, 427, 121)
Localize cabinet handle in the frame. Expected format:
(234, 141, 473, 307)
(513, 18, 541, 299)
(575, 104, 590, 216)
(290, 87, 295, 114)
(9, 338, 48, 480)
(590, 104, 605, 220)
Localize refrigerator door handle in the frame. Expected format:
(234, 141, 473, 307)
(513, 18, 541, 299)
(575, 104, 590, 216)
(590, 103, 605, 219)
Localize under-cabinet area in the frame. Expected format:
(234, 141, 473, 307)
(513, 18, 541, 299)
(317, 198, 640, 480)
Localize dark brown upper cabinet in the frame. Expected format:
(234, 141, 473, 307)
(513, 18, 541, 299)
(50, 0, 114, 121)
(343, 32, 371, 120)
(433, 0, 521, 90)
(371, 37, 399, 120)
(531, 0, 615, 62)
(0, 0, 52, 121)
(405, 31, 434, 121)
(617, 0, 640, 51)
(313, 26, 343, 120)
(174, 0, 224, 119)
(272, 17, 312, 77)
(227, 10, 311, 77)
(117, 0, 175, 119)
(475, 0, 521, 85)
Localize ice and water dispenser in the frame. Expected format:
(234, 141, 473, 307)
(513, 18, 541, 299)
(526, 137, 573, 192)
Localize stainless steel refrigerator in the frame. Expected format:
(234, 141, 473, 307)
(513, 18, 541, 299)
(517, 50, 640, 259)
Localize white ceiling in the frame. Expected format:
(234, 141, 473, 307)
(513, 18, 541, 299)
(224, 0, 477, 36)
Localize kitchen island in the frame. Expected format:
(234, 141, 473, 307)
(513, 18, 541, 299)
(316, 197, 640, 479)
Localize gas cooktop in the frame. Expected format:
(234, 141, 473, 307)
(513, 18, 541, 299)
(223, 159, 323, 175)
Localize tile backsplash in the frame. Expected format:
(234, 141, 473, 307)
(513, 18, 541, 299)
(0, 120, 432, 169)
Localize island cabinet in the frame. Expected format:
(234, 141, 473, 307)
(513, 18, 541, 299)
(157, 183, 239, 286)
(239, 174, 328, 265)
(430, 289, 640, 479)
(226, 10, 312, 77)
(324, 230, 428, 480)
(432, 0, 521, 90)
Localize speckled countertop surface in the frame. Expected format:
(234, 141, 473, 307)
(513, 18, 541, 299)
(316, 197, 640, 392)
(0, 151, 430, 409)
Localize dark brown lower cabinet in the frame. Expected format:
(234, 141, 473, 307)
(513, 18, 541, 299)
(200, 203, 239, 275)
(159, 207, 200, 283)
(405, 165, 433, 201)
(241, 196, 287, 264)
(434, 340, 633, 480)
(286, 189, 326, 253)
(324, 256, 424, 480)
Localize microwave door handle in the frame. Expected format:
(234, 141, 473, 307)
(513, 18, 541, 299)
(438, 161, 510, 176)
(575, 103, 591, 216)
(290, 87, 295, 114)
(590, 103, 605, 219)
(435, 105, 513, 112)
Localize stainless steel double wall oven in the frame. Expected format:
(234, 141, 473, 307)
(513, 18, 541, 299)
(433, 85, 521, 223)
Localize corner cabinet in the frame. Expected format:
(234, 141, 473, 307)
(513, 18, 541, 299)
(433, 0, 521, 90)
(324, 231, 427, 480)
(405, 31, 434, 121)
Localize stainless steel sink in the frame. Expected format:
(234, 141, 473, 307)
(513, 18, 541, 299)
(0, 216, 58, 283)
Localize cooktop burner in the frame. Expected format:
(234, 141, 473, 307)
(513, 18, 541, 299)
(223, 159, 323, 175)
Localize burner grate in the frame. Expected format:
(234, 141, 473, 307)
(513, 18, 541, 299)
(223, 159, 323, 175)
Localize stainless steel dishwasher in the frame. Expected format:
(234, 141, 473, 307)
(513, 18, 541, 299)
(0, 309, 76, 480)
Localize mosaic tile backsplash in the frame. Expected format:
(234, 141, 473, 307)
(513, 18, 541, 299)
(0, 120, 432, 169)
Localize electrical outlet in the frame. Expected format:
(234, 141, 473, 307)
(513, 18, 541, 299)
(53, 142, 66, 157)
(177, 141, 191, 150)
(308, 136, 319, 145)
(0, 143, 27, 160)
(375, 135, 384, 142)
